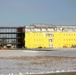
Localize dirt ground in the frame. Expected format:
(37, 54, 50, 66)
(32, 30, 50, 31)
(0, 56, 76, 74)
(0, 50, 76, 74)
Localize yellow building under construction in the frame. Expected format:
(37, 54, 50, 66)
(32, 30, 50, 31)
(24, 24, 76, 49)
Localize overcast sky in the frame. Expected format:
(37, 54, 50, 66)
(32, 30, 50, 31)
(0, 0, 76, 26)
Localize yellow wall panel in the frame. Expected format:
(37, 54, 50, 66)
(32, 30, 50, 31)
(25, 31, 76, 49)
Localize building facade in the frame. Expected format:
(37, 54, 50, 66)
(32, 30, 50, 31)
(0, 27, 25, 49)
(24, 24, 76, 49)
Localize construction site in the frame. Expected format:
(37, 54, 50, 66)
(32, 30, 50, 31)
(1, 24, 76, 50)
(0, 25, 76, 75)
